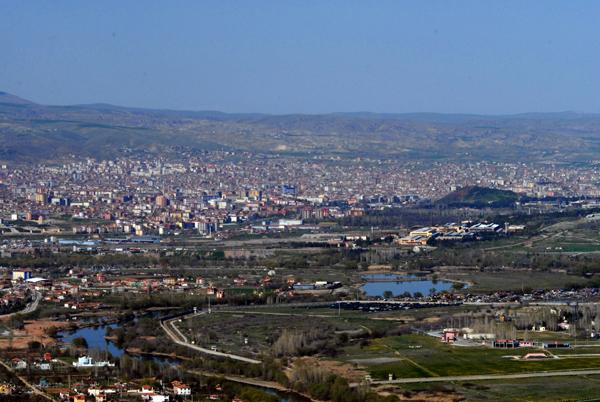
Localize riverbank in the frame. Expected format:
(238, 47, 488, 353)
(0, 319, 70, 349)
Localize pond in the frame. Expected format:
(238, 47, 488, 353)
(361, 279, 454, 297)
(59, 324, 123, 357)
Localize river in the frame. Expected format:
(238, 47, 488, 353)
(59, 324, 310, 402)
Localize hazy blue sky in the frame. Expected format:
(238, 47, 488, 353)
(2, 1, 600, 114)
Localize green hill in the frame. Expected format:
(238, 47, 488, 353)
(437, 186, 519, 208)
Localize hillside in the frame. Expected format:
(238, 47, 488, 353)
(2, 92, 600, 162)
(437, 186, 520, 207)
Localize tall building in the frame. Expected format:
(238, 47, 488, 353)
(155, 194, 169, 207)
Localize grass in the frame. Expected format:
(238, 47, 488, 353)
(178, 311, 373, 356)
(396, 375, 600, 401)
(341, 334, 600, 379)
(221, 306, 403, 332)
(443, 270, 590, 292)
(460, 376, 600, 401)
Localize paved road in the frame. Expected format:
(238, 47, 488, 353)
(368, 368, 600, 385)
(21, 291, 42, 314)
(0, 359, 56, 401)
(160, 315, 262, 364)
(185, 369, 288, 391)
(0, 291, 42, 319)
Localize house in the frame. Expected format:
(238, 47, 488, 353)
(172, 381, 191, 396)
(12, 269, 33, 281)
(46, 387, 71, 400)
(140, 385, 154, 394)
(143, 395, 169, 402)
(88, 388, 103, 396)
(493, 339, 520, 348)
(73, 356, 114, 368)
(12, 358, 27, 370)
(0, 384, 12, 395)
(519, 340, 535, 347)
(73, 395, 86, 402)
(462, 332, 495, 341)
(409, 227, 437, 237)
(441, 328, 459, 343)
(543, 341, 571, 349)
(397, 235, 430, 246)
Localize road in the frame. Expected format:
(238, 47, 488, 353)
(0, 291, 42, 319)
(0, 359, 56, 401)
(185, 369, 289, 391)
(367, 368, 600, 385)
(160, 314, 262, 364)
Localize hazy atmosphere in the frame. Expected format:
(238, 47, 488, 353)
(5, 3, 600, 402)
(2, 1, 600, 113)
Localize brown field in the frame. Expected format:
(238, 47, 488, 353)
(0, 320, 69, 349)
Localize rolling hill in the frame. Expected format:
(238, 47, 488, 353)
(437, 186, 520, 208)
(2, 91, 600, 163)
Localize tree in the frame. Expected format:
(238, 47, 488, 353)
(45, 326, 60, 338)
(383, 290, 394, 299)
(72, 337, 88, 349)
(28, 341, 42, 351)
(9, 314, 25, 330)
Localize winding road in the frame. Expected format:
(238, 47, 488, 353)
(160, 313, 262, 364)
(0, 291, 42, 319)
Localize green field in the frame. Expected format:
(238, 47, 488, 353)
(395, 375, 600, 401)
(341, 334, 600, 379)
(441, 270, 590, 292)
(177, 310, 397, 356)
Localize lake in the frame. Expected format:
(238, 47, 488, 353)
(59, 324, 123, 357)
(361, 279, 454, 297)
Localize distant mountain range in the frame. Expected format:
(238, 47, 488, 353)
(2, 91, 600, 163)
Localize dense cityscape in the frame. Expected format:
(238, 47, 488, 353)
(5, 1, 600, 401)
(2, 155, 600, 238)
(2, 149, 600, 401)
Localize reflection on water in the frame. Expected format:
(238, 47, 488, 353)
(361, 279, 453, 297)
(60, 324, 309, 401)
(59, 324, 122, 357)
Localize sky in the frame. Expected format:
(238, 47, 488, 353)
(2, 1, 600, 114)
